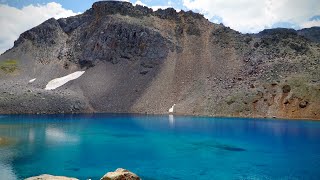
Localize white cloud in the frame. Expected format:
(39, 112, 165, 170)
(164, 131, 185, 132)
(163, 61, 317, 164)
(133, 0, 147, 6)
(151, 5, 170, 10)
(182, 0, 320, 33)
(0, 2, 78, 54)
(301, 20, 320, 28)
(133, 0, 171, 11)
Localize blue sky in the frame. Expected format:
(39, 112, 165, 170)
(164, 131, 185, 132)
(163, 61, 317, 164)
(1, 0, 319, 32)
(1, 0, 100, 12)
(0, 0, 319, 54)
(0, 0, 184, 12)
(0, 0, 320, 32)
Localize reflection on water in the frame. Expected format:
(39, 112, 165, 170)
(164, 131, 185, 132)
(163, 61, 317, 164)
(0, 115, 84, 179)
(168, 115, 175, 128)
(0, 114, 319, 179)
(0, 163, 17, 180)
(28, 129, 35, 143)
(45, 127, 79, 143)
(0, 139, 18, 180)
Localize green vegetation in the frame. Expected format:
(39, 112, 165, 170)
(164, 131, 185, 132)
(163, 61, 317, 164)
(287, 76, 320, 101)
(0, 59, 18, 73)
(221, 91, 258, 114)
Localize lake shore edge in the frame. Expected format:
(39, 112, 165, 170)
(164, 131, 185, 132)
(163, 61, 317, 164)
(0, 111, 319, 121)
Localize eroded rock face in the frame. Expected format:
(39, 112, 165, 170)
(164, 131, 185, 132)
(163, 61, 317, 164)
(101, 168, 141, 180)
(25, 174, 78, 180)
(79, 22, 171, 66)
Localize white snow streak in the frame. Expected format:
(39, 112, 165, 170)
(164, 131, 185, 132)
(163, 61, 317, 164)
(45, 71, 85, 90)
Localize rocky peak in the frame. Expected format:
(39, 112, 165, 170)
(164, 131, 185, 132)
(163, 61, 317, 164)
(257, 28, 298, 38)
(13, 18, 64, 48)
(91, 1, 153, 18)
(91, 1, 205, 21)
(298, 27, 320, 43)
(11, 1, 207, 52)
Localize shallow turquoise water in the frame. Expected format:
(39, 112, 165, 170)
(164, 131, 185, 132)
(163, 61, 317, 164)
(0, 114, 320, 180)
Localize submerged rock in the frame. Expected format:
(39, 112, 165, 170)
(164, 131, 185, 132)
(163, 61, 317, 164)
(101, 168, 141, 180)
(0, 137, 15, 146)
(25, 174, 78, 180)
(215, 144, 246, 152)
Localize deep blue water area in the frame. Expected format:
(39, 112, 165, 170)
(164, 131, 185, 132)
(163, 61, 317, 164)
(0, 114, 320, 179)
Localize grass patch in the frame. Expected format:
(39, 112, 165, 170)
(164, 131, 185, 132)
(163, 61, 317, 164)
(0, 59, 18, 73)
(286, 76, 320, 101)
(220, 91, 257, 114)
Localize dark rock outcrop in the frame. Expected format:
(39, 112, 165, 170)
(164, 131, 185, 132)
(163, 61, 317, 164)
(298, 27, 320, 43)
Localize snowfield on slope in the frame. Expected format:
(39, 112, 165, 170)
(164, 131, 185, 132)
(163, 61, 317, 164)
(29, 78, 36, 83)
(45, 71, 85, 90)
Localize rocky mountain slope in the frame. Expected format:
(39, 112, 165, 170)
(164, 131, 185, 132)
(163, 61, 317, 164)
(0, 1, 319, 119)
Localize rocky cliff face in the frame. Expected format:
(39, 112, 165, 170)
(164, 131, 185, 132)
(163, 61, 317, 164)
(0, 1, 319, 119)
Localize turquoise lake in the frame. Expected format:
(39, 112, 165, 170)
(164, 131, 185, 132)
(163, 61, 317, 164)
(0, 114, 320, 179)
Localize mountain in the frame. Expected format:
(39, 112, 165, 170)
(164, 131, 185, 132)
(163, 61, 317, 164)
(298, 27, 320, 43)
(0, 1, 319, 119)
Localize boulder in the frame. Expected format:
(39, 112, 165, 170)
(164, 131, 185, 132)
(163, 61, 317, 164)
(299, 100, 308, 108)
(101, 168, 141, 180)
(25, 174, 78, 180)
(282, 85, 291, 93)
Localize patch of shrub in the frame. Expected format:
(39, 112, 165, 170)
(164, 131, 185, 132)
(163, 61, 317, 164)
(282, 85, 291, 93)
(0, 59, 18, 73)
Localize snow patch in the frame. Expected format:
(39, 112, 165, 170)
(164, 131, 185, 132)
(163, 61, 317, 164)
(29, 78, 36, 83)
(45, 71, 85, 90)
(169, 104, 176, 113)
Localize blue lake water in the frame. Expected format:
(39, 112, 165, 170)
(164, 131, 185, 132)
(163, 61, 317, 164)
(0, 114, 320, 180)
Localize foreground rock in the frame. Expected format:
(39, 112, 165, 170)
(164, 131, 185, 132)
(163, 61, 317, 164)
(25, 174, 78, 180)
(101, 168, 141, 180)
(26, 169, 141, 180)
